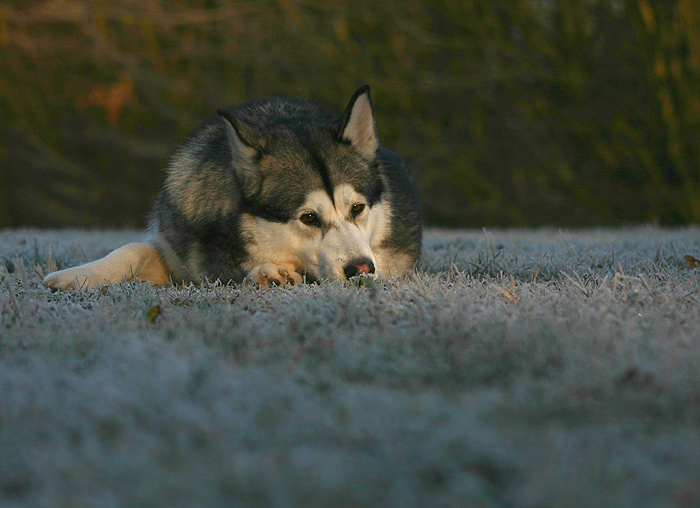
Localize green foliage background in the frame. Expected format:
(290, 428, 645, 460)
(1, 0, 699, 227)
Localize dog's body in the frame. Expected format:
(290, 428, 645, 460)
(44, 86, 422, 290)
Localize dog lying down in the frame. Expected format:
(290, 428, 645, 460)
(44, 86, 423, 290)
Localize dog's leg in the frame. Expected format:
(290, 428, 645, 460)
(245, 263, 303, 287)
(43, 243, 171, 290)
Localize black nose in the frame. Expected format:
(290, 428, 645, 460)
(343, 258, 375, 279)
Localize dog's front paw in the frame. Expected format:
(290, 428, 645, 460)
(43, 267, 106, 291)
(245, 264, 303, 288)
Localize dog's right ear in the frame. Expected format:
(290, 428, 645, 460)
(218, 110, 264, 199)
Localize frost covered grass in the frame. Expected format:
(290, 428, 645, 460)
(2, 227, 700, 508)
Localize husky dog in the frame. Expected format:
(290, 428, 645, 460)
(44, 86, 422, 290)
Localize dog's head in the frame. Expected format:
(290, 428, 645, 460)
(219, 86, 391, 281)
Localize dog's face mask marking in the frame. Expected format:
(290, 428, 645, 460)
(241, 183, 389, 281)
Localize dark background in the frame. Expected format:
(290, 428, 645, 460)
(1, 0, 699, 229)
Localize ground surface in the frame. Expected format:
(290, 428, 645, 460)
(1, 227, 700, 508)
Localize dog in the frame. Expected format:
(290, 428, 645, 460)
(43, 85, 423, 290)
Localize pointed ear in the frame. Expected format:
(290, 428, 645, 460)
(339, 85, 379, 159)
(218, 109, 264, 199)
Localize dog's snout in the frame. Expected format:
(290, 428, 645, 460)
(343, 258, 375, 279)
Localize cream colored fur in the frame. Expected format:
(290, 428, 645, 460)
(43, 243, 171, 290)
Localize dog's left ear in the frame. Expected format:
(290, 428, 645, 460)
(339, 85, 378, 159)
(218, 109, 265, 199)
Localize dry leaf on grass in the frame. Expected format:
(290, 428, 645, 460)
(684, 255, 699, 268)
(145, 305, 162, 323)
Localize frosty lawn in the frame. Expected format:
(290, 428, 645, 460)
(1, 227, 700, 508)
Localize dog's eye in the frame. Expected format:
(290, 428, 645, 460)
(351, 203, 365, 216)
(300, 212, 318, 225)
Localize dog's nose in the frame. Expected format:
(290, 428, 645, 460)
(343, 258, 375, 279)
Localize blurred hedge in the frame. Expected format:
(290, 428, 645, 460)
(1, 0, 699, 227)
